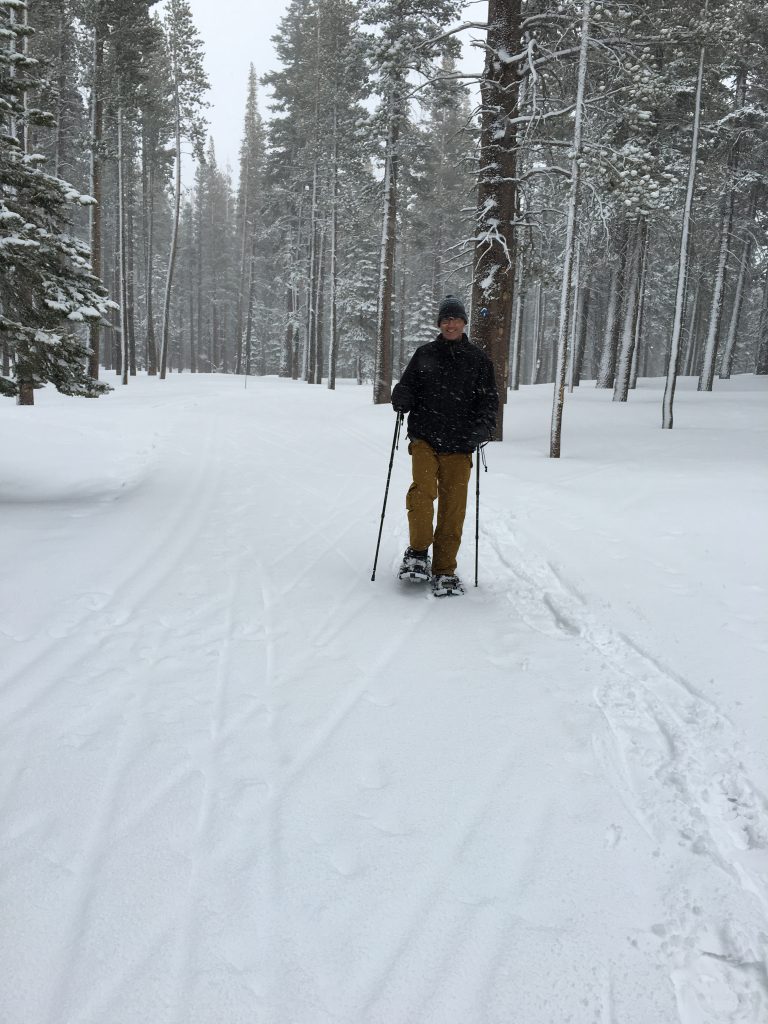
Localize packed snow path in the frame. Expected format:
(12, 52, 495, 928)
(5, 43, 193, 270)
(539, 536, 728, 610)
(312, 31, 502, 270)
(1, 375, 767, 1024)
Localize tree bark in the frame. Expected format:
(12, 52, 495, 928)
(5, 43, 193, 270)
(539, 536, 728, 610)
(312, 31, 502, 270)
(143, 135, 158, 375)
(550, 0, 589, 456)
(755, 271, 768, 375)
(662, 21, 705, 427)
(470, 0, 522, 439)
(509, 253, 525, 392)
(328, 115, 339, 391)
(117, 105, 128, 386)
(698, 187, 734, 391)
(88, 14, 103, 380)
(719, 210, 753, 379)
(373, 87, 400, 405)
(595, 221, 628, 388)
(613, 218, 647, 402)
(160, 83, 182, 379)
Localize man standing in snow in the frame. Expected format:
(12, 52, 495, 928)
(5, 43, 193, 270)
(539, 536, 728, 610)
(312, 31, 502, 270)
(391, 295, 498, 596)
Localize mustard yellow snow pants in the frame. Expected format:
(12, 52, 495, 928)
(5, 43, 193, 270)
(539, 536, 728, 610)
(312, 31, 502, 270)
(406, 439, 473, 576)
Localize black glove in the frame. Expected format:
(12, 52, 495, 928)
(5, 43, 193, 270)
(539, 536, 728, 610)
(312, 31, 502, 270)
(467, 423, 491, 449)
(392, 383, 413, 414)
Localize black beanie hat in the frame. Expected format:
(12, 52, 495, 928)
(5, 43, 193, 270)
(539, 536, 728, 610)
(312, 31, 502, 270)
(437, 294, 468, 325)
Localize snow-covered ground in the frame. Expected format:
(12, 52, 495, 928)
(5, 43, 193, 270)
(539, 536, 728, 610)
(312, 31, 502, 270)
(1, 372, 766, 1024)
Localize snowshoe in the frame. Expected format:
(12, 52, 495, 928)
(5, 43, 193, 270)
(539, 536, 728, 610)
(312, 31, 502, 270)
(431, 573, 465, 598)
(398, 547, 431, 583)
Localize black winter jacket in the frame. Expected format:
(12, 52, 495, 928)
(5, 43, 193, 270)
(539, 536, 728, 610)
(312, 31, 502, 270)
(391, 334, 498, 454)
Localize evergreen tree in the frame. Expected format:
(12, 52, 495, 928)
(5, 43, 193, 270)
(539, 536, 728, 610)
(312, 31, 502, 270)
(0, 0, 113, 403)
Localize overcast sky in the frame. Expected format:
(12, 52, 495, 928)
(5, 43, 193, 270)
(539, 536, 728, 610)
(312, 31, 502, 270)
(181, 0, 487, 174)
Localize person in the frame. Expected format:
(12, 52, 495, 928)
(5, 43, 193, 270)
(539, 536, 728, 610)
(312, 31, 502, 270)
(391, 295, 498, 596)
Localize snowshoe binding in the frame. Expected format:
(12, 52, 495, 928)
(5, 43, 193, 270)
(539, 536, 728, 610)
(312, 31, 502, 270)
(431, 573, 465, 598)
(398, 547, 431, 583)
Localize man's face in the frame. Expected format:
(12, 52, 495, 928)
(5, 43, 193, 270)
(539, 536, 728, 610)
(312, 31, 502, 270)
(439, 316, 465, 341)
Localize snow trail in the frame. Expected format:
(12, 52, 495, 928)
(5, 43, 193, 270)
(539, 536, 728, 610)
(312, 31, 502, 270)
(1, 374, 766, 1024)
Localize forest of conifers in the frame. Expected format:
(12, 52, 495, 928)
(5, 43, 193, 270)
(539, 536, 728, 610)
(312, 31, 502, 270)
(1, 0, 766, 445)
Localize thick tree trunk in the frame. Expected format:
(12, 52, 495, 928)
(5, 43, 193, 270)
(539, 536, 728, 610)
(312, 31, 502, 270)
(470, 0, 522, 439)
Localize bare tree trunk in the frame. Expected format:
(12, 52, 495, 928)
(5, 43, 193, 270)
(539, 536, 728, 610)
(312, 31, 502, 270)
(614, 218, 647, 402)
(682, 279, 701, 377)
(550, 0, 589, 456)
(756, 271, 768, 375)
(160, 84, 181, 380)
(567, 244, 581, 393)
(596, 222, 628, 388)
(572, 280, 591, 388)
(663, 21, 705, 426)
(281, 280, 294, 377)
(509, 253, 525, 391)
(244, 236, 257, 376)
(373, 88, 400, 405)
(470, 0, 522, 439)
(719, 221, 753, 380)
(88, 15, 104, 380)
(313, 220, 326, 384)
(117, 105, 129, 386)
(196, 185, 204, 370)
(143, 141, 158, 375)
(126, 172, 137, 376)
(328, 111, 340, 390)
(189, 285, 196, 373)
(535, 290, 549, 384)
(698, 188, 734, 391)
(304, 162, 318, 381)
(530, 281, 543, 385)
(234, 153, 250, 376)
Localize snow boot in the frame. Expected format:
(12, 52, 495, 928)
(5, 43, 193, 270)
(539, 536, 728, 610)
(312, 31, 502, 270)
(431, 573, 465, 598)
(398, 547, 431, 582)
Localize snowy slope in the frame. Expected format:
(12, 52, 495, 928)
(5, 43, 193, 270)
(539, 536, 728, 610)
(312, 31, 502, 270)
(1, 374, 766, 1024)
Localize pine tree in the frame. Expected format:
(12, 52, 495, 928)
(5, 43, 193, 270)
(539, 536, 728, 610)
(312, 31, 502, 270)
(0, 0, 113, 404)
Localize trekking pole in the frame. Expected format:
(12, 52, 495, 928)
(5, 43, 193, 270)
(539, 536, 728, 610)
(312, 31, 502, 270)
(474, 443, 488, 587)
(371, 412, 403, 581)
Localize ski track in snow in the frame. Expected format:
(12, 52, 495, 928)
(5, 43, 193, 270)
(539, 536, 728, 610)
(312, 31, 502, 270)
(484, 514, 768, 1023)
(1, 376, 766, 1024)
